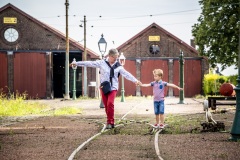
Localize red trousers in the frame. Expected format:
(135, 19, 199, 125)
(100, 89, 117, 125)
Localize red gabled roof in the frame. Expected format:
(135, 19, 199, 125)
(0, 3, 99, 59)
(117, 22, 198, 55)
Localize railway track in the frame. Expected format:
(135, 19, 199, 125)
(154, 128, 164, 160)
(68, 104, 165, 160)
(68, 105, 138, 160)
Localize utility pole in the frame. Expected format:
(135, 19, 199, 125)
(64, 0, 70, 99)
(83, 15, 88, 96)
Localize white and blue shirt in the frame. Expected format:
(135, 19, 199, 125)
(75, 59, 138, 90)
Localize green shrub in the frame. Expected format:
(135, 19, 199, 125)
(203, 74, 238, 96)
(203, 74, 228, 95)
(0, 91, 47, 116)
(227, 74, 238, 86)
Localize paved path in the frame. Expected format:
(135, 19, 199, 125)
(31, 97, 204, 116)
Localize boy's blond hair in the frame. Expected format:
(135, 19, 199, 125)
(153, 69, 163, 78)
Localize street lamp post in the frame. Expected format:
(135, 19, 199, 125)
(178, 50, 185, 104)
(119, 52, 126, 102)
(98, 34, 107, 108)
(71, 58, 77, 100)
(98, 34, 107, 55)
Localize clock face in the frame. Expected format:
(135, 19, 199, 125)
(4, 28, 19, 42)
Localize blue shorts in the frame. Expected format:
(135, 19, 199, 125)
(154, 100, 165, 115)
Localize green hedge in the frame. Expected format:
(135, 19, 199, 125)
(203, 74, 238, 95)
(228, 75, 238, 86)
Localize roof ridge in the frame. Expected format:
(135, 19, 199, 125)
(117, 22, 198, 55)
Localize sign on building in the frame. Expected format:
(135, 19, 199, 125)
(149, 36, 160, 41)
(3, 17, 17, 24)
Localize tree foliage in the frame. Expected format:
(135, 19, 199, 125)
(192, 0, 239, 70)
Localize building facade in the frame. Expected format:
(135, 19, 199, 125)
(0, 4, 99, 99)
(0, 4, 209, 99)
(117, 23, 209, 97)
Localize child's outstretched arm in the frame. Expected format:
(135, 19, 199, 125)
(140, 83, 151, 87)
(167, 83, 183, 90)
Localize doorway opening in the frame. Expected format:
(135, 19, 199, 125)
(52, 52, 82, 98)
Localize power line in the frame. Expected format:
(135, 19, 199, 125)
(88, 9, 201, 22)
(41, 20, 198, 28)
(37, 2, 239, 21)
(92, 21, 197, 28)
(37, 8, 200, 20)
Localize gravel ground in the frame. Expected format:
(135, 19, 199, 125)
(159, 133, 240, 160)
(75, 123, 157, 160)
(0, 116, 99, 160)
(0, 97, 239, 160)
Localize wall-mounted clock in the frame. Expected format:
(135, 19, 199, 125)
(4, 27, 19, 43)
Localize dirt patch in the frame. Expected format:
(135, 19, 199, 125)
(0, 116, 99, 160)
(159, 133, 240, 160)
(75, 123, 157, 160)
(0, 111, 239, 160)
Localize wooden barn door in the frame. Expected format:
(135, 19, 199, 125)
(118, 60, 137, 96)
(140, 59, 169, 96)
(14, 52, 47, 98)
(0, 52, 8, 93)
(173, 59, 202, 97)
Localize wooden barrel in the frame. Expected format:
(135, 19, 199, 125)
(219, 83, 236, 96)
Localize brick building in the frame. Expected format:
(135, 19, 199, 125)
(0, 4, 209, 99)
(0, 3, 99, 98)
(117, 23, 209, 97)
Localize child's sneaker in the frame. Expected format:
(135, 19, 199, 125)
(154, 124, 159, 128)
(159, 124, 164, 129)
(106, 124, 114, 129)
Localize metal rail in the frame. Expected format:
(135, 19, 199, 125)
(148, 124, 164, 160)
(68, 124, 107, 160)
(68, 102, 166, 160)
(155, 129, 164, 160)
(68, 105, 138, 160)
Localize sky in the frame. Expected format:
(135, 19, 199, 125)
(0, 0, 238, 76)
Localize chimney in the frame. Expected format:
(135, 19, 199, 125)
(190, 39, 195, 48)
